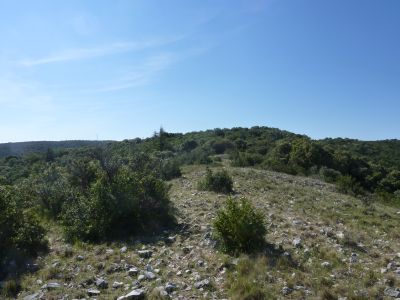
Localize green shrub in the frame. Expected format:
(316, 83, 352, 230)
(379, 170, 400, 193)
(179, 148, 212, 165)
(181, 140, 198, 152)
(212, 139, 234, 154)
(61, 168, 175, 241)
(319, 167, 341, 183)
(213, 197, 266, 254)
(0, 186, 47, 278)
(337, 175, 364, 196)
(34, 165, 71, 217)
(160, 159, 182, 180)
(198, 168, 233, 194)
(231, 152, 264, 167)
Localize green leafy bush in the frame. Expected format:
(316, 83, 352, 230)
(181, 139, 198, 152)
(160, 159, 182, 180)
(319, 167, 341, 183)
(198, 168, 233, 194)
(213, 197, 266, 254)
(179, 148, 212, 165)
(0, 186, 47, 278)
(337, 175, 364, 196)
(231, 151, 263, 167)
(211, 139, 234, 154)
(34, 165, 71, 217)
(61, 167, 175, 241)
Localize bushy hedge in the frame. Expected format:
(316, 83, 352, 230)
(213, 197, 266, 254)
(198, 168, 233, 194)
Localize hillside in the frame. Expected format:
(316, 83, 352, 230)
(13, 161, 400, 299)
(319, 138, 400, 170)
(0, 126, 399, 299)
(0, 140, 111, 158)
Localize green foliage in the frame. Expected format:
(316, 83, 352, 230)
(152, 127, 173, 151)
(337, 175, 364, 196)
(264, 140, 295, 174)
(211, 139, 235, 154)
(198, 168, 233, 194)
(0, 140, 107, 158)
(289, 138, 333, 172)
(179, 147, 212, 165)
(213, 197, 266, 254)
(319, 167, 341, 183)
(0, 186, 47, 277)
(34, 165, 71, 217)
(379, 170, 400, 193)
(160, 159, 182, 180)
(61, 165, 174, 242)
(231, 151, 263, 167)
(181, 139, 198, 152)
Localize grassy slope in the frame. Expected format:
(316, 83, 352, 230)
(16, 159, 400, 299)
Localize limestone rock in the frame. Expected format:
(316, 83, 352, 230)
(41, 282, 61, 290)
(87, 288, 101, 296)
(194, 279, 210, 289)
(117, 289, 145, 300)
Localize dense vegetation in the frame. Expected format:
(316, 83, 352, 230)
(1, 126, 399, 295)
(0, 140, 108, 158)
(0, 140, 178, 286)
(3, 127, 400, 204)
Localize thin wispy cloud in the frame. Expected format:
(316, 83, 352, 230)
(18, 36, 183, 67)
(89, 54, 175, 93)
(86, 44, 217, 94)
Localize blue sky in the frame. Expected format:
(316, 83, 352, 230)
(0, 0, 399, 142)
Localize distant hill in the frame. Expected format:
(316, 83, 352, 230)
(319, 138, 400, 170)
(0, 140, 112, 158)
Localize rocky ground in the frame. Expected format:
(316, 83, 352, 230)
(12, 162, 400, 299)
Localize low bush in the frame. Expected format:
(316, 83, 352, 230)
(198, 168, 233, 194)
(213, 197, 266, 254)
(160, 159, 182, 180)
